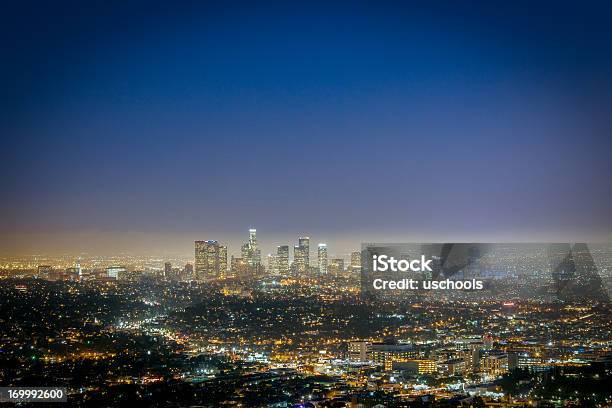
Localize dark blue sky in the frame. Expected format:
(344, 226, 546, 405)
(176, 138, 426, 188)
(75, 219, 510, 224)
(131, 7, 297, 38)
(2, 1, 612, 256)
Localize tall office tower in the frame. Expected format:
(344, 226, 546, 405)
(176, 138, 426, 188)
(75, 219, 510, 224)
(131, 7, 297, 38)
(351, 251, 362, 273)
(329, 258, 345, 275)
(293, 245, 302, 272)
(276, 245, 289, 275)
(219, 245, 228, 278)
(194, 240, 225, 280)
(267, 253, 278, 275)
(231, 256, 249, 278)
(195, 240, 207, 278)
(299, 237, 310, 267)
(241, 228, 261, 267)
(318, 243, 328, 274)
(249, 229, 261, 264)
(241, 243, 250, 260)
(164, 262, 172, 278)
(294, 236, 310, 272)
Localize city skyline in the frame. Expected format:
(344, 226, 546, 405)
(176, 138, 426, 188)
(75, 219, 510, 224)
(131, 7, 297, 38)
(3, 227, 612, 259)
(2, 241, 610, 406)
(1, 2, 611, 406)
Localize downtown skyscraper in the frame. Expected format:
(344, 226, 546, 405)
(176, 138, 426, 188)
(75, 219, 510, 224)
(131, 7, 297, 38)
(267, 253, 277, 275)
(195, 240, 227, 280)
(276, 245, 289, 276)
(318, 243, 328, 274)
(351, 251, 362, 273)
(293, 237, 310, 273)
(241, 228, 261, 267)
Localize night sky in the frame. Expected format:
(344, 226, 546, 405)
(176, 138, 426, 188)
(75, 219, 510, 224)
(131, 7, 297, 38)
(2, 1, 612, 256)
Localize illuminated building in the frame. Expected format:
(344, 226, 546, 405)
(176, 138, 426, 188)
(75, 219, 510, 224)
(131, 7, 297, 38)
(318, 243, 328, 274)
(350, 251, 361, 273)
(508, 351, 542, 371)
(293, 245, 301, 272)
(393, 359, 437, 374)
(249, 229, 261, 265)
(195, 240, 227, 280)
(195, 240, 207, 278)
(348, 341, 371, 362)
(231, 256, 249, 278)
(293, 237, 310, 272)
(371, 343, 418, 371)
(106, 266, 126, 279)
(219, 245, 228, 278)
(276, 245, 289, 275)
(439, 358, 466, 375)
(453, 337, 485, 370)
(164, 262, 172, 278)
(241, 228, 261, 267)
(329, 258, 345, 275)
(481, 353, 508, 376)
(415, 359, 436, 374)
(267, 253, 277, 275)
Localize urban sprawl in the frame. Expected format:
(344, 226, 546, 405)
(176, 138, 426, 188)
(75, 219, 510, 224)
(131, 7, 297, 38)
(0, 230, 610, 407)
